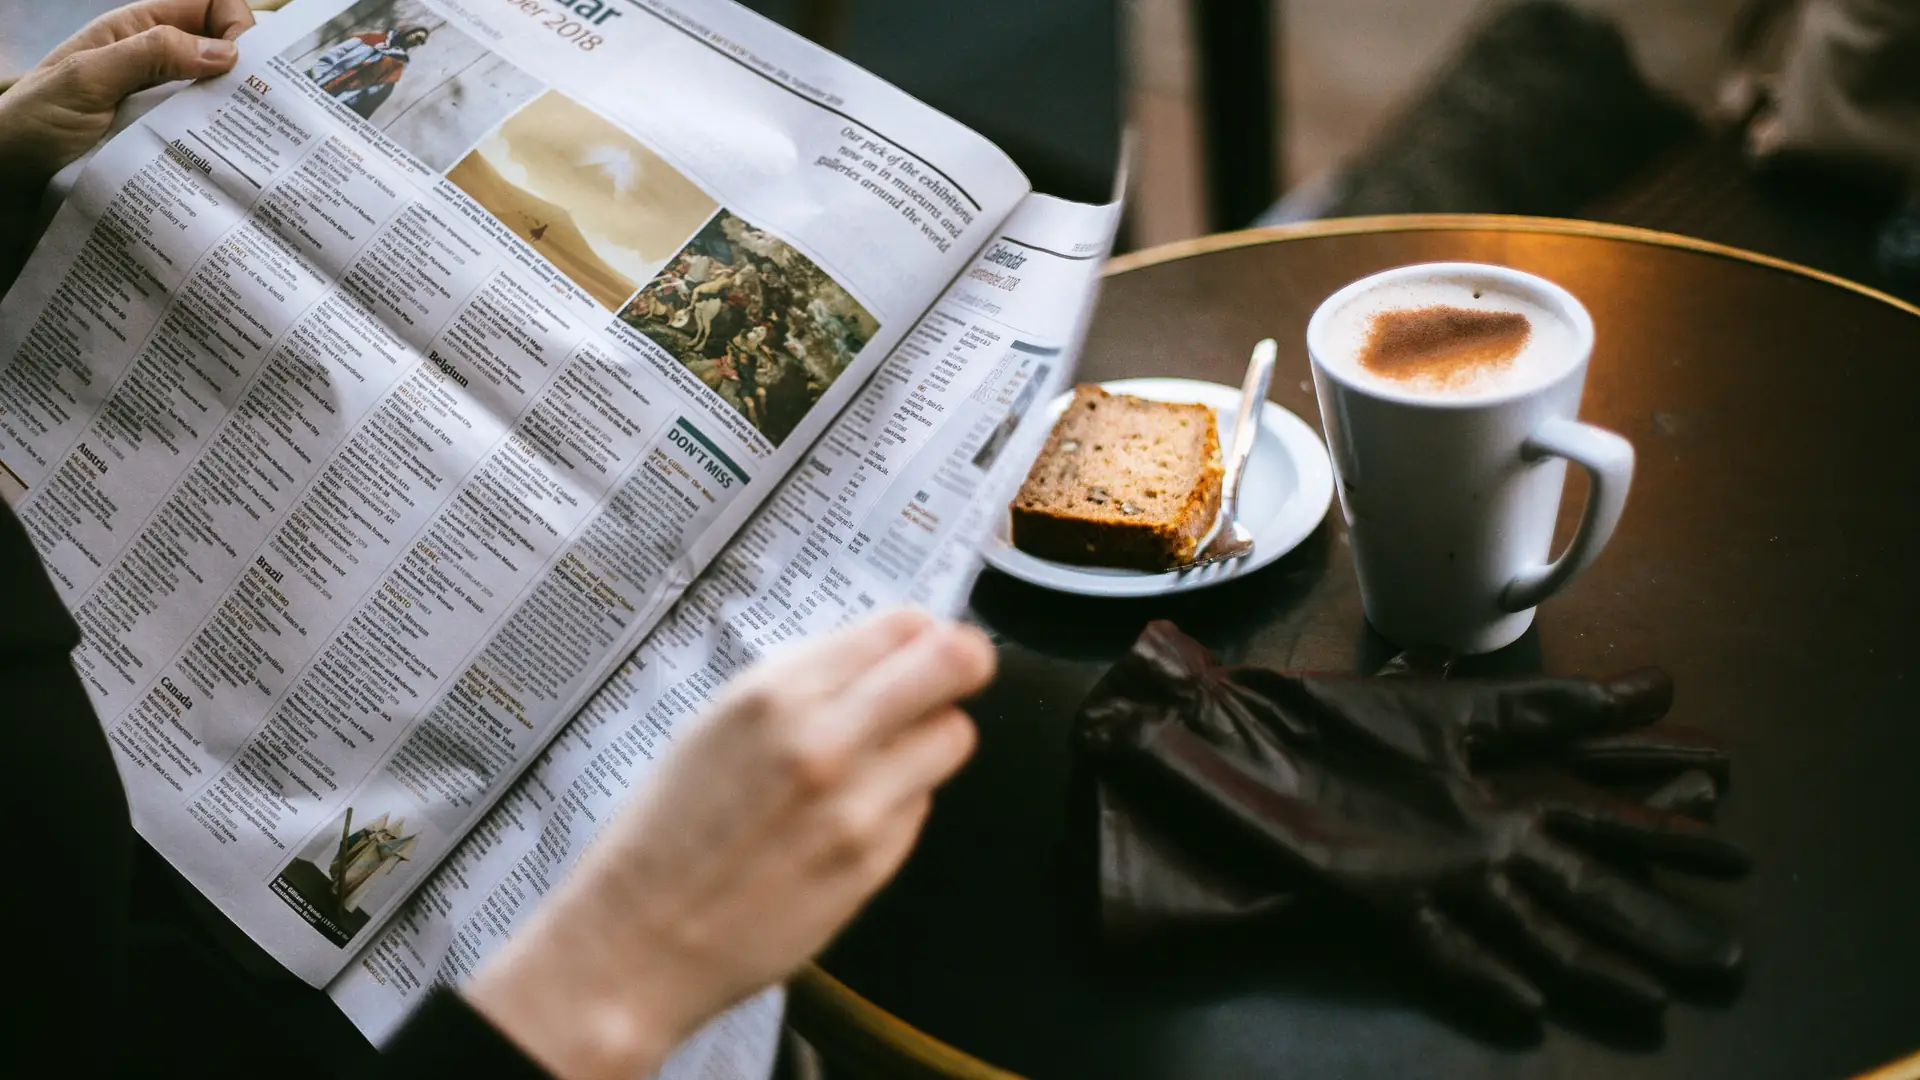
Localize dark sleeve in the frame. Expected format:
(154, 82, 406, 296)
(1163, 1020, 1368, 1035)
(0, 502, 136, 1077)
(1, 506, 543, 1078)
(375, 988, 554, 1080)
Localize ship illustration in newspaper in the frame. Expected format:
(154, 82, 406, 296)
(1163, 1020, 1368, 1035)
(271, 806, 420, 947)
(329, 810, 420, 914)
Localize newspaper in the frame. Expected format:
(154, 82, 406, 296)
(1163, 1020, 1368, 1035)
(0, 0, 1119, 1063)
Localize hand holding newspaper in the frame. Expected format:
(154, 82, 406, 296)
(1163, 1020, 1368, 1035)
(0, 0, 1121, 1071)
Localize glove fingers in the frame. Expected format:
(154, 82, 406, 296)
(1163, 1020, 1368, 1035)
(1404, 900, 1545, 1018)
(1516, 833, 1745, 977)
(1471, 871, 1667, 1012)
(1560, 726, 1731, 786)
(1468, 668, 1674, 748)
(1599, 668, 1678, 725)
(1504, 769, 1750, 876)
(1557, 795, 1748, 877)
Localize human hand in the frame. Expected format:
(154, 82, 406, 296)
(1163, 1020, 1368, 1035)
(467, 609, 995, 1080)
(1077, 621, 1746, 1022)
(0, 1, 253, 231)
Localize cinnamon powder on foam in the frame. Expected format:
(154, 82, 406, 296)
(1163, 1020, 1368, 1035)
(1358, 305, 1531, 389)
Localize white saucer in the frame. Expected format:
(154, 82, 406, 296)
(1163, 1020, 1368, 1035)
(981, 377, 1335, 597)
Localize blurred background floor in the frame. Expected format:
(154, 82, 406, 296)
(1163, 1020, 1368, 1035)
(0, 0, 128, 78)
(1129, 0, 1751, 247)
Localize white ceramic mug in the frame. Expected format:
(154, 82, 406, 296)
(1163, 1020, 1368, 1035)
(1306, 263, 1633, 655)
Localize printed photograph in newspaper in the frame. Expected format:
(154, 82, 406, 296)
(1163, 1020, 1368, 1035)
(279, 0, 544, 171)
(271, 804, 421, 948)
(619, 211, 879, 447)
(971, 355, 1053, 470)
(447, 90, 720, 311)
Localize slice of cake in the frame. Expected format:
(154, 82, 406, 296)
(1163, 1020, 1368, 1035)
(1009, 385, 1223, 570)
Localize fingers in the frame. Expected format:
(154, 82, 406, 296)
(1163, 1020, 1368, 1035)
(1600, 668, 1676, 725)
(755, 607, 936, 699)
(202, 0, 258, 41)
(1465, 668, 1674, 748)
(50, 0, 254, 64)
(847, 792, 934, 896)
(1552, 804, 1747, 877)
(807, 784, 935, 914)
(1471, 871, 1666, 1012)
(797, 712, 971, 909)
(1403, 900, 1544, 1018)
(52, 24, 239, 109)
(824, 619, 995, 748)
(1515, 832, 1745, 977)
(728, 613, 988, 811)
(865, 707, 978, 810)
(98, 0, 255, 40)
(1499, 768, 1750, 876)
(1559, 725, 1731, 786)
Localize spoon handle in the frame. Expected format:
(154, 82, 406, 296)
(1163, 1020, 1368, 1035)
(1220, 338, 1277, 514)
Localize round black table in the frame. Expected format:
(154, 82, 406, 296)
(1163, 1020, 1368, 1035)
(798, 216, 1920, 1080)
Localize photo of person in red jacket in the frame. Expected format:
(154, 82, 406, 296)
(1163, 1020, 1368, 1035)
(304, 23, 431, 120)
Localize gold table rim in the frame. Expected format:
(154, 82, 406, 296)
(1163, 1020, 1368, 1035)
(1, 8, 1913, 1078)
(795, 213, 1918, 1080)
(1100, 212, 1920, 317)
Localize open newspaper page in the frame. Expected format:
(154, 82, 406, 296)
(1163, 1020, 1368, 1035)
(0, 0, 1027, 983)
(327, 194, 1121, 1071)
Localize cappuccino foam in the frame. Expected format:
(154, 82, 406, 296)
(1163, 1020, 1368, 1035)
(1321, 279, 1575, 399)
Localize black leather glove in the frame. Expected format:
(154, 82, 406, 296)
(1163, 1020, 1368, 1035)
(1075, 621, 1748, 1019)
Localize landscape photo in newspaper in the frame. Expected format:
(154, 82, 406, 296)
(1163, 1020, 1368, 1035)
(618, 210, 880, 446)
(446, 90, 720, 311)
(279, 0, 544, 172)
(971, 353, 1054, 471)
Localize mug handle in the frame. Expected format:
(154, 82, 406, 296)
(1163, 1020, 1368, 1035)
(1499, 417, 1635, 612)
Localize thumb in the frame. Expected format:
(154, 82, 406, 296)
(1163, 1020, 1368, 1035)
(55, 24, 238, 109)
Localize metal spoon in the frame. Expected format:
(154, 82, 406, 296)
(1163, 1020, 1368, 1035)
(1177, 337, 1276, 574)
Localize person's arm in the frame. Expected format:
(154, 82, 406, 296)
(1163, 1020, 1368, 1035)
(0, 505, 141, 1076)
(2, 8, 993, 1076)
(461, 610, 989, 1079)
(358, 610, 986, 1080)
